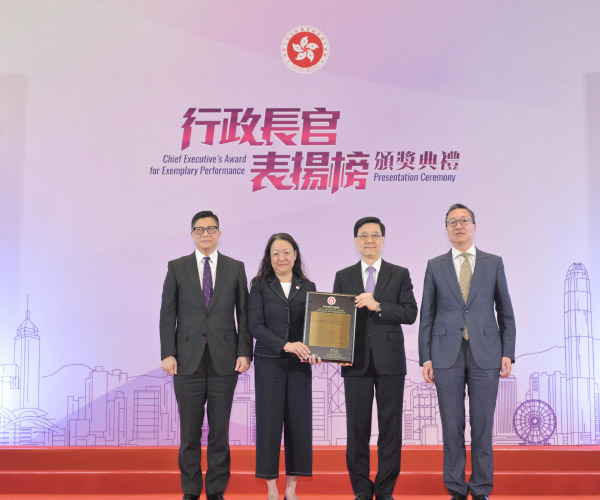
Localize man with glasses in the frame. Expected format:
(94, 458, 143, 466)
(160, 210, 252, 500)
(418, 203, 516, 500)
(333, 216, 418, 500)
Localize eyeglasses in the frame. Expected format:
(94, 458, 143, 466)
(192, 226, 219, 235)
(446, 218, 472, 228)
(357, 233, 382, 241)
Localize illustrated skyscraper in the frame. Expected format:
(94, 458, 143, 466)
(14, 298, 40, 409)
(564, 263, 596, 444)
(494, 376, 517, 436)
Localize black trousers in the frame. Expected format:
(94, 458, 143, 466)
(173, 346, 238, 496)
(344, 350, 405, 498)
(254, 355, 313, 479)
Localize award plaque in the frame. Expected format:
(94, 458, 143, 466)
(302, 292, 356, 363)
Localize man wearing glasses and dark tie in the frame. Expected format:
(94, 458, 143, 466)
(418, 203, 516, 500)
(333, 216, 418, 500)
(160, 210, 252, 500)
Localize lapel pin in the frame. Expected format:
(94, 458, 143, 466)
(296, 285, 300, 289)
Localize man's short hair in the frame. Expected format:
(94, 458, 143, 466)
(445, 203, 476, 225)
(191, 210, 220, 229)
(354, 216, 386, 237)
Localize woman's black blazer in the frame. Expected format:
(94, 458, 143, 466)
(249, 273, 316, 357)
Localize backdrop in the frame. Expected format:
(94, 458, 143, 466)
(1, 0, 599, 448)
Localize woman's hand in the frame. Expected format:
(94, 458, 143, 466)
(308, 354, 322, 365)
(284, 341, 311, 361)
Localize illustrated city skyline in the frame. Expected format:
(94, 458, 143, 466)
(1, 263, 598, 447)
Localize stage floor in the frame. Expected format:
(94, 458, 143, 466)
(1, 446, 599, 497)
(0, 496, 599, 499)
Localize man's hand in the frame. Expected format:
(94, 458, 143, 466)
(355, 293, 379, 311)
(500, 357, 512, 378)
(161, 356, 177, 376)
(235, 356, 251, 374)
(423, 362, 434, 383)
(284, 342, 311, 361)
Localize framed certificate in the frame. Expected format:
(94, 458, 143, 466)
(302, 292, 356, 363)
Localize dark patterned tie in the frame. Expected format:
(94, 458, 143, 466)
(203, 256, 213, 308)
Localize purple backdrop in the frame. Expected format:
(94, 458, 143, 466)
(1, 0, 599, 447)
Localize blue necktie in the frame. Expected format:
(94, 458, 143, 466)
(203, 256, 213, 308)
(365, 266, 376, 294)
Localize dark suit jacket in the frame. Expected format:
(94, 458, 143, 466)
(159, 251, 253, 376)
(418, 248, 516, 369)
(249, 274, 316, 357)
(333, 260, 418, 376)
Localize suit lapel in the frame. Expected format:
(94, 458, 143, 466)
(268, 275, 289, 304)
(373, 260, 391, 299)
(466, 248, 486, 307)
(287, 275, 303, 303)
(209, 252, 229, 310)
(441, 250, 464, 305)
(350, 262, 364, 294)
(184, 253, 207, 310)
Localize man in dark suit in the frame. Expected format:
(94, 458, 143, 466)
(333, 216, 418, 500)
(418, 203, 516, 500)
(160, 210, 252, 500)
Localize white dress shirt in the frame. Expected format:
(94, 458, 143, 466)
(280, 281, 292, 298)
(195, 249, 218, 289)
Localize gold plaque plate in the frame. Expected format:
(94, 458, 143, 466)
(302, 292, 356, 362)
(309, 311, 350, 348)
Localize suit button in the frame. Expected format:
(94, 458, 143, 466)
(465, 310, 468, 313)
(285, 323, 289, 328)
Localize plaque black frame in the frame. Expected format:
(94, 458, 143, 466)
(302, 291, 356, 363)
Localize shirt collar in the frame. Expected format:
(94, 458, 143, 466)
(361, 258, 382, 273)
(451, 245, 476, 260)
(195, 248, 219, 264)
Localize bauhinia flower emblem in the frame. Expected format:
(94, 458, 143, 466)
(293, 36, 319, 62)
(281, 26, 329, 73)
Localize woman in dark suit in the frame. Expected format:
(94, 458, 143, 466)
(249, 233, 320, 500)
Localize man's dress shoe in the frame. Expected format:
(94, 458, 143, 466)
(207, 494, 225, 500)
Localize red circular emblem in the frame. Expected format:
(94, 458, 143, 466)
(327, 296, 336, 305)
(281, 26, 329, 74)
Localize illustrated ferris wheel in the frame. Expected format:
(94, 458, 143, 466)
(513, 399, 557, 445)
